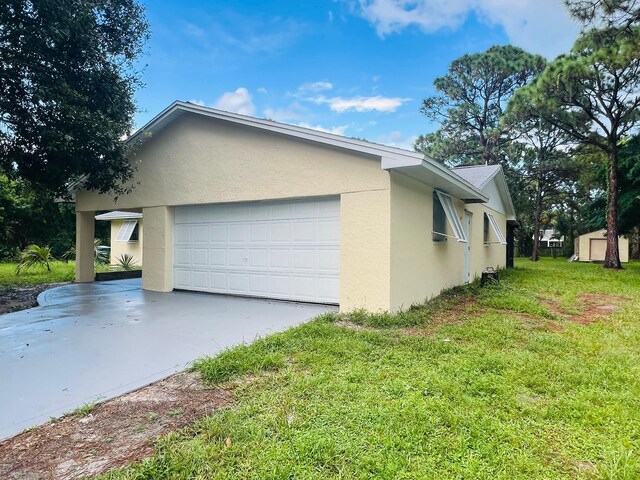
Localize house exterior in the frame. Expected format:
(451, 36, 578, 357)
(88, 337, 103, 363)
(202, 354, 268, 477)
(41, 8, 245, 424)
(94, 211, 143, 266)
(75, 101, 516, 313)
(574, 229, 629, 263)
(533, 229, 564, 249)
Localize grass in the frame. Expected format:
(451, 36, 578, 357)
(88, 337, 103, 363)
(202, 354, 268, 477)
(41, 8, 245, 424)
(0, 261, 76, 286)
(97, 258, 640, 479)
(0, 260, 124, 286)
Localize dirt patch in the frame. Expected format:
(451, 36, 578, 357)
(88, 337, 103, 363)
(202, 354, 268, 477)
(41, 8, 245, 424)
(515, 312, 563, 331)
(0, 372, 231, 480)
(540, 294, 628, 325)
(0, 283, 67, 314)
(401, 297, 477, 337)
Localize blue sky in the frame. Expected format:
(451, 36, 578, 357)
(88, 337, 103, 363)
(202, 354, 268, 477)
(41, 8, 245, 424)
(135, 0, 581, 150)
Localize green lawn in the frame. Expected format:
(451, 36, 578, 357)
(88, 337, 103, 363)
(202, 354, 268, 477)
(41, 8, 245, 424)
(100, 258, 640, 480)
(0, 261, 76, 286)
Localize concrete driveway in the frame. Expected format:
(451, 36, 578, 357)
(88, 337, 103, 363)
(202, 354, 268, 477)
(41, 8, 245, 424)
(0, 279, 335, 439)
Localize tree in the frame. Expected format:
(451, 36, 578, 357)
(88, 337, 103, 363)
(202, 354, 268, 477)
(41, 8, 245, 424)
(415, 45, 546, 166)
(0, 0, 149, 197)
(565, 0, 640, 29)
(505, 94, 578, 262)
(510, 25, 640, 268)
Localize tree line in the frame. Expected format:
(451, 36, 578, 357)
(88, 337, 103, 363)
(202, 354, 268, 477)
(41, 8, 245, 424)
(1, 1, 638, 268)
(416, 0, 640, 268)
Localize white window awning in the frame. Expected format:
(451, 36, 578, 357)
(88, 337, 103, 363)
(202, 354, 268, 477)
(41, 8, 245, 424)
(486, 212, 507, 245)
(116, 220, 138, 242)
(436, 191, 467, 243)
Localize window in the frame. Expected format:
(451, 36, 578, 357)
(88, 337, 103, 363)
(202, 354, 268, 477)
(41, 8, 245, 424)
(484, 213, 490, 243)
(432, 192, 447, 242)
(434, 191, 467, 242)
(116, 220, 139, 242)
(485, 212, 507, 245)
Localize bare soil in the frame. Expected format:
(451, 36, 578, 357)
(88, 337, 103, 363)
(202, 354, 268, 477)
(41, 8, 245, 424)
(0, 283, 67, 314)
(0, 372, 231, 480)
(541, 294, 628, 325)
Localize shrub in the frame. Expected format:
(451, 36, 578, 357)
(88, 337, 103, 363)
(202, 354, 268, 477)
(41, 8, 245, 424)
(16, 245, 54, 274)
(116, 253, 137, 270)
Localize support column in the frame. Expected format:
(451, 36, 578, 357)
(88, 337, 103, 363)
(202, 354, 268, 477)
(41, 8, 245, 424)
(142, 206, 174, 292)
(75, 210, 95, 283)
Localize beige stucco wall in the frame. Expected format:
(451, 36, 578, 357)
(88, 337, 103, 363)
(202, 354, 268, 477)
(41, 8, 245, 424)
(389, 172, 467, 311)
(340, 190, 391, 312)
(576, 229, 629, 262)
(76, 113, 392, 308)
(388, 173, 507, 311)
(465, 203, 507, 277)
(108, 219, 143, 266)
(76, 113, 388, 211)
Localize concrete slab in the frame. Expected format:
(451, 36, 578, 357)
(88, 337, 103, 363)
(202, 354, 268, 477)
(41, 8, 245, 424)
(0, 279, 335, 440)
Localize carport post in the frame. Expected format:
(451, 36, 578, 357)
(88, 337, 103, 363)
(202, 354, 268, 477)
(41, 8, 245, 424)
(75, 210, 95, 283)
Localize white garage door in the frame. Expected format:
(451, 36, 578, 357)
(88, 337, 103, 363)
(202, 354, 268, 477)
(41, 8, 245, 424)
(173, 197, 340, 304)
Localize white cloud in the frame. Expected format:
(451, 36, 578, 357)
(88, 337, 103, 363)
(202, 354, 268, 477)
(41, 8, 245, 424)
(299, 81, 334, 93)
(349, 0, 580, 58)
(257, 87, 268, 94)
(312, 95, 410, 113)
(329, 11, 334, 22)
(213, 87, 256, 116)
(263, 101, 308, 122)
(188, 99, 206, 106)
(298, 123, 350, 136)
(376, 130, 418, 150)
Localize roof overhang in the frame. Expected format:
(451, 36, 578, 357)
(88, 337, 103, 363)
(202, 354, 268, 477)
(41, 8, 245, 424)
(382, 157, 489, 203)
(95, 211, 143, 221)
(125, 101, 489, 204)
(128, 101, 425, 168)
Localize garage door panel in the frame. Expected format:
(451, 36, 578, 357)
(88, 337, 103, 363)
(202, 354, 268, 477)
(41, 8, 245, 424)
(174, 225, 192, 243)
(318, 220, 340, 242)
(174, 197, 340, 304)
(192, 249, 208, 266)
(228, 249, 247, 266)
(270, 223, 290, 241)
(250, 223, 269, 242)
(248, 248, 268, 267)
(174, 269, 192, 289)
(193, 271, 208, 288)
(174, 248, 192, 266)
(317, 249, 340, 272)
(210, 225, 227, 242)
(210, 271, 226, 289)
(210, 248, 226, 266)
(228, 272, 247, 291)
(292, 249, 315, 270)
(270, 249, 290, 269)
(293, 222, 315, 242)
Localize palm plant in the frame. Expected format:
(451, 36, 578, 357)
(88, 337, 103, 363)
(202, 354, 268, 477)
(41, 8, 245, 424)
(116, 253, 137, 270)
(16, 245, 54, 274)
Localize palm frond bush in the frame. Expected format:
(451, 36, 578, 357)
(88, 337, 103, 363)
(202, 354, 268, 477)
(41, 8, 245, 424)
(16, 245, 54, 274)
(116, 253, 137, 270)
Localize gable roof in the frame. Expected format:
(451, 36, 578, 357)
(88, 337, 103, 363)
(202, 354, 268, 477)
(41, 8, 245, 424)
(452, 165, 516, 222)
(129, 101, 489, 203)
(452, 165, 501, 189)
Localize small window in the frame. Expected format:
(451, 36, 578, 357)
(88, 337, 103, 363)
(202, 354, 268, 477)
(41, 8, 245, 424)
(116, 220, 139, 242)
(484, 214, 490, 243)
(485, 212, 507, 245)
(435, 191, 468, 242)
(433, 192, 447, 242)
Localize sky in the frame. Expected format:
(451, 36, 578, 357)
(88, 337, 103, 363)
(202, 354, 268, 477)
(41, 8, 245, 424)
(134, 0, 582, 150)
